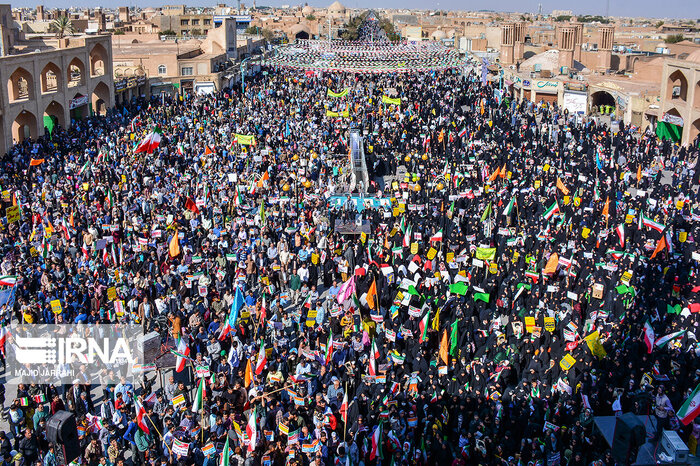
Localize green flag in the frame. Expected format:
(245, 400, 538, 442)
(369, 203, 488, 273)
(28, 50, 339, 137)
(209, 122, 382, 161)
(667, 304, 681, 314)
(449, 319, 460, 356)
(407, 285, 420, 296)
(220, 435, 230, 466)
(449, 282, 469, 295)
(480, 202, 492, 222)
(474, 292, 490, 303)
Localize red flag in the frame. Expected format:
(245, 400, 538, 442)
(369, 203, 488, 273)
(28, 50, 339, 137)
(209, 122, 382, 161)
(185, 197, 200, 215)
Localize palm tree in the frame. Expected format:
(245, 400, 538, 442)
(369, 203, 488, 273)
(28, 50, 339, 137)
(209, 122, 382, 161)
(50, 15, 74, 39)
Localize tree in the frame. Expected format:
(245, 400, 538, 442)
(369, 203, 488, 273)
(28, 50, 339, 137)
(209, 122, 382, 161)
(245, 25, 261, 35)
(665, 34, 684, 44)
(306, 14, 316, 21)
(160, 29, 176, 36)
(655, 20, 664, 28)
(554, 15, 572, 22)
(191, 28, 202, 36)
(261, 28, 274, 42)
(50, 15, 74, 39)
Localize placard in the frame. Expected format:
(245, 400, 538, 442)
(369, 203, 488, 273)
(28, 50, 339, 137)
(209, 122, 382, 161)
(560, 354, 576, 371)
(5, 205, 20, 223)
(524, 316, 535, 333)
(544, 317, 555, 332)
(50, 299, 62, 314)
(107, 286, 116, 301)
(410, 243, 418, 255)
(426, 247, 437, 260)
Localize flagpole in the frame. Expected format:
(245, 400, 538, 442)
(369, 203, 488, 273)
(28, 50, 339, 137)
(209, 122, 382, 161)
(143, 409, 172, 455)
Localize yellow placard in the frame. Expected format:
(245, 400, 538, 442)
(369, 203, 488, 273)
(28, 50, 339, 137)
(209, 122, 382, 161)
(582, 227, 591, 239)
(524, 316, 535, 333)
(621, 271, 632, 284)
(625, 214, 634, 224)
(543, 164, 550, 172)
(446, 252, 454, 263)
(398, 203, 406, 213)
(410, 243, 419, 255)
(391, 181, 399, 191)
(107, 286, 116, 301)
(121, 175, 127, 184)
(1, 190, 9, 201)
(676, 201, 684, 210)
(311, 253, 319, 265)
(392, 208, 399, 217)
(679, 231, 687, 243)
(360, 232, 367, 244)
(5, 205, 20, 224)
(389, 227, 398, 237)
(50, 299, 63, 314)
(426, 247, 437, 260)
(560, 353, 576, 371)
(544, 317, 555, 332)
(489, 263, 498, 274)
(307, 309, 318, 319)
(30, 246, 37, 257)
(574, 197, 581, 206)
(534, 180, 541, 189)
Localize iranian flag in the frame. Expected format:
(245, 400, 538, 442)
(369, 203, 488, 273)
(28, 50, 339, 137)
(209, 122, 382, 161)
(324, 333, 334, 366)
(369, 423, 383, 461)
(134, 127, 163, 154)
(458, 127, 467, 138)
(403, 223, 412, 248)
(339, 391, 348, 423)
(220, 435, 230, 466)
(655, 330, 685, 348)
(502, 196, 516, 216)
(616, 224, 625, 248)
(254, 340, 267, 375)
(369, 338, 378, 377)
(0, 276, 17, 287)
(246, 406, 258, 452)
(192, 377, 205, 413)
(430, 229, 443, 242)
(643, 322, 655, 354)
(135, 400, 150, 434)
(543, 201, 560, 220)
(641, 215, 665, 233)
(678, 382, 700, 425)
(174, 336, 190, 372)
(419, 310, 431, 344)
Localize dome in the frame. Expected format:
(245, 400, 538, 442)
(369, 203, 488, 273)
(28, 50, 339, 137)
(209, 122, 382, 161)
(431, 29, 446, 41)
(328, 1, 346, 14)
(302, 5, 314, 15)
(687, 49, 700, 64)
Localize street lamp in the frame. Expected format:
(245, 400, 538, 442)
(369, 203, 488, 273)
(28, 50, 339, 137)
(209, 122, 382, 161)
(240, 56, 252, 93)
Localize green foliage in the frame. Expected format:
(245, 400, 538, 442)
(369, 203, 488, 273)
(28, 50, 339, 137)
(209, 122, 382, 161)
(577, 15, 611, 24)
(160, 29, 176, 36)
(306, 14, 316, 21)
(50, 15, 74, 39)
(665, 34, 684, 44)
(554, 15, 572, 22)
(655, 20, 664, 28)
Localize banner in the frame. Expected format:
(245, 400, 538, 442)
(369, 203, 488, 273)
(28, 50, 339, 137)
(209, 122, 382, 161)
(326, 110, 350, 118)
(327, 89, 349, 98)
(172, 439, 189, 455)
(234, 134, 256, 145)
(661, 112, 684, 127)
(382, 96, 401, 106)
(584, 330, 607, 359)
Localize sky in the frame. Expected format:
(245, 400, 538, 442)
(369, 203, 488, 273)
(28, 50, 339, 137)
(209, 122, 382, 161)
(16, 0, 700, 20)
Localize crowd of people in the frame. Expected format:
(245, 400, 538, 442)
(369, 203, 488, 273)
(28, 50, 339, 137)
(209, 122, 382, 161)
(0, 58, 699, 466)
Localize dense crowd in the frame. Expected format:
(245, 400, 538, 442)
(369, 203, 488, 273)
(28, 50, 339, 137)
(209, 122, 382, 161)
(0, 62, 699, 466)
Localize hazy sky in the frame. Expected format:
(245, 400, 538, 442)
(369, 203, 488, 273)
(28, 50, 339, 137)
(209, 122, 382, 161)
(16, 0, 700, 20)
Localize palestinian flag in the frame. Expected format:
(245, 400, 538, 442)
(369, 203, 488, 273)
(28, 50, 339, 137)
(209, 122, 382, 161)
(134, 127, 163, 154)
(642, 215, 665, 233)
(135, 400, 150, 434)
(543, 201, 560, 220)
(419, 309, 431, 343)
(502, 196, 516, 216)
(430, 229, 443, 242)
(192, 377, 204, 412)
(643, 322, 655, 354)
(678, 382, 700, 425)
(655, 330, 685, 348)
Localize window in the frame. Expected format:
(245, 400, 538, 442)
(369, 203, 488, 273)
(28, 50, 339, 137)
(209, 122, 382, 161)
(203, 19, 211, 25)
(180, 19, 189, 26)
(191, 19, 199, 25)
(158, 64, 167, 75)
(181, 66, 193, 76)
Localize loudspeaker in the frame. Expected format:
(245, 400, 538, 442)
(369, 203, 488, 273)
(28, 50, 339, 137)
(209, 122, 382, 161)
(46, 410, 81, 464)
(611, 413, 646, 463)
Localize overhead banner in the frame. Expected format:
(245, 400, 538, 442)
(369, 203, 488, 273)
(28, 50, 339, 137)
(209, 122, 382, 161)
(661, 112, 684, 127)
(382, 96, 401, 106)
(234, 134, 256, 145)
(327, 89, 349, 98)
